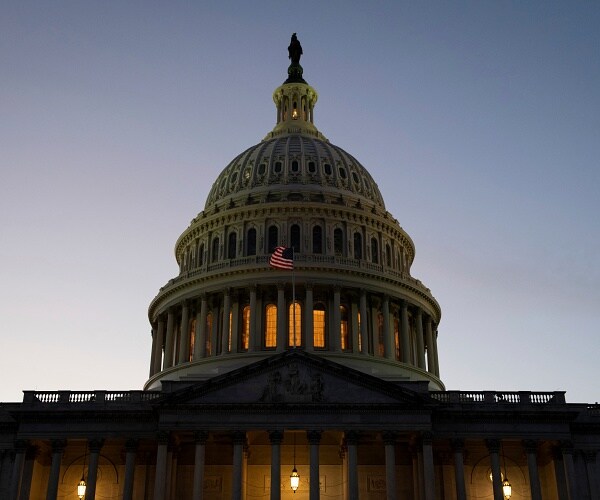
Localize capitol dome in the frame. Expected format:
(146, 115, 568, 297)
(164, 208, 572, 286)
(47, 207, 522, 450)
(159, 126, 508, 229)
(145, 46, 443, 392)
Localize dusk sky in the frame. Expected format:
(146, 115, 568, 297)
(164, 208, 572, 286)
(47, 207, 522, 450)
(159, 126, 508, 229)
(1, 2, 599, 403)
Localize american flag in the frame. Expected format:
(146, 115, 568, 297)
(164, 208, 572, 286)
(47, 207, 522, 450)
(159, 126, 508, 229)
(269, 246, 294, 270)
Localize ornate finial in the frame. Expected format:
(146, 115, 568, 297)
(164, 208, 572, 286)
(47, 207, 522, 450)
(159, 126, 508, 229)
(285, 33, 306, 84)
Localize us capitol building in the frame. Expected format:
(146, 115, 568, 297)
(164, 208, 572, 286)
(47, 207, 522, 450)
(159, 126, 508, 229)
(1, 36, 598, 500)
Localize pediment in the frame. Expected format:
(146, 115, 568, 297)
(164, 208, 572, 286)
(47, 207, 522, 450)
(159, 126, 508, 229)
(158, 351, 430, 408)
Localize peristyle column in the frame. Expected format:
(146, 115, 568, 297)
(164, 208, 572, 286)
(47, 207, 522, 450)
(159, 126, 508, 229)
(400, 301, 410, 363)
(178, 301, 190, 363)
(269, 431, 283, 500)
(451, 439, 467, 500)
(154, 432, 169, 500)
(383, 432, 396, 500)
(192, 431, 208, 500)
(486, 439, 504, 500)
(346, 432, 358, 500)
(221, 290, 231, 354)
(46, 440, 65, 500)
(85, 439, 103, 500)
(232, 431, 245, 500)
(163, 310, 175, 369)
(307, 431, 321, 500)
(415, 308, 425, 369)
(122, 439, 138, 500)
(523, 440, 542, 500)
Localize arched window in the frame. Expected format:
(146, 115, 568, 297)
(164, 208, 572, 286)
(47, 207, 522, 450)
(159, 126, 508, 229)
(357, 312, 362, 353)
(268, 225, 278, 253)
(228, 232, 237, 259)
(247, 228, 256, 256)
(386, 244, 391, 267)
(198, 243, 204, 267)
(227, 310, 233, 352)
(241, 306, 250, 351)
(334, 228, 343, 256)
(377, 312, 385, 356)
(205, 312, 213, 356)
(353, 232, 362, 259)
(312, 225, 323, 254)
(371, 237, 379, 264)
(290, 224, 301, 253)
(211, 237, 220, 263)
(340, 305, 349, 350)
(313, 303, 326, 348)
(289, 302, 302, 347)
(265, 304, 277, 348)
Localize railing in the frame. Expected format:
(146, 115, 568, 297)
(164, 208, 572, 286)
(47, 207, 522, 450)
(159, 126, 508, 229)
(429, 391, 566, 405)
(22, 390, 162, 405)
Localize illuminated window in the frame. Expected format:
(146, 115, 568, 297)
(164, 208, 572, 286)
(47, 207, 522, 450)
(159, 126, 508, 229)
(288, 302, 302, 347)
(313, 304, 326, 348)
(189, 318, 196, 362)
(265, 304, 277, 348)
(377, 312, 385, 356)
(334, 228, 343, 256)
(340, 305, 349, 350)
(241, 306, 250, 350)
(205, 313, 213, 356)
(247, 228, 256, 256)
(386, 244, 391, 267)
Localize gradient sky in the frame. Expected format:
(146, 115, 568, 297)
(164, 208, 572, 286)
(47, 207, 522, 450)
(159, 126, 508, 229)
(1, 2, 599, 404)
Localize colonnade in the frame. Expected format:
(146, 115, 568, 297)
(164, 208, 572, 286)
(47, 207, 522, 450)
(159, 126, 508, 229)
(3, 433, 596, 500)
(149, 284, 440, 380)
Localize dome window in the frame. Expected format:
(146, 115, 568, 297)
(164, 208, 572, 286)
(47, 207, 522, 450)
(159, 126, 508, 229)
(244, 167, 252, 180)
(292, 101, 299, 119)
(334, 228, 343, 256)
(324, 163, 332, 175)
(352, 172, 360, 184)
(291, 160, 299, 173)
(338, 167, 347, 179)
(274, 161, 283, 174)
(308, 161, 316, 173)
(258, 163, 267, 175)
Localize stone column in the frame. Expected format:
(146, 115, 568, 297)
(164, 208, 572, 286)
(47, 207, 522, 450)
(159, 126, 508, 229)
(276, 285, 286, 352)
(153, 318, 165, 375)
(230, 295, 240, 353)
(210, 304, 219, 357)
(194, 298, 206, 360)
(425, 317, 435, 375)
(122, 439, 138, 500)
(359, 290, 368, 355)
(415, 308, 425, 369)
(486, 439, 504, 500)
(332, 287, 341, 351)
(18, 445, 35, 500)
(422, 433, 435, 500)
(340, 446, 348, 500)
(221, 290, 231, 355)
(232, 431, 245, 500)
(269, 431, 283, 500)
(383, 296, 394, 360)
(350, 301, 360, 354)
(411, 450, 421, 500)
(383, 432, 396, 500)
(8, 441, 26, 500)
(192, 431, 208, 500)
(46, 440, 65, 500)
(451, 439, 467, 500)
(523, 440, 542, 500)
(164, 310, 175, 369)
(551, 447, 569, 500)
(433, 327, 440, 377)
(0, 450, 14, 498)
(178, 301, 190, 363)
(400, 301, 410, 363)
(308, 431, 321, 500)
(168, 447, 178, 500)
(346, 432, 359, 500)
(149, 325, 157, 377)
(242, 444, 249, 500)
(561, 442, 577, 500)
(85, 439, 103, 500)
(248, 287, 257, 352)
(583, 451, 598, 500)
(154, 433, 169, 500)
(305, 285, 314, 351)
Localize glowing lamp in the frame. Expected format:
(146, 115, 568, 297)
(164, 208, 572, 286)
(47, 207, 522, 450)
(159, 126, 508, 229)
(290, 466, 300, 492)
(77, 478, 87, 499)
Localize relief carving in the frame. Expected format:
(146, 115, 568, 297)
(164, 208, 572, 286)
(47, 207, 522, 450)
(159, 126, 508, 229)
(260, 364, 325, 403)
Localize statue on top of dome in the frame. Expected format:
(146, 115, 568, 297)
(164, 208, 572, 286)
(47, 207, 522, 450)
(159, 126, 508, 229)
(288, 33, 303, 65)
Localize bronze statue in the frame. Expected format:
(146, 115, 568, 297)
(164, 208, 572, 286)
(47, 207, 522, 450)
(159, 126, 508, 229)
(288, 33, 303, 65)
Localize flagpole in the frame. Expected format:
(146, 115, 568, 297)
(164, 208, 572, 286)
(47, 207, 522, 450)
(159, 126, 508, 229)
(292, 247, 296, 348)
